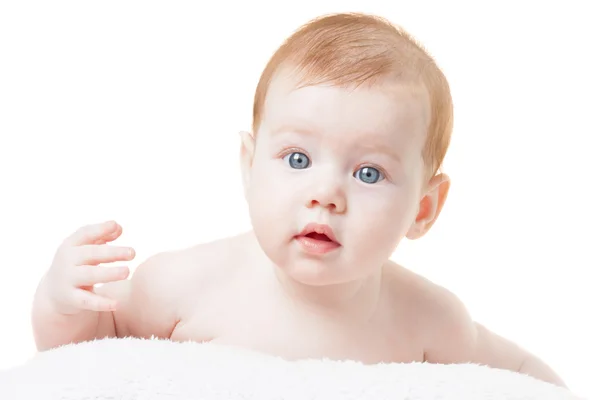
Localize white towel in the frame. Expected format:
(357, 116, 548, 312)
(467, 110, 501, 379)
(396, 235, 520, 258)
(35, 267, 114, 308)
(0, 337, 583, 399)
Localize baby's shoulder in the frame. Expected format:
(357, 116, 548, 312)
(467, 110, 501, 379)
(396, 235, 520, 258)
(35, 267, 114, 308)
(383, 261, 472, 331)
(383, 261, 476, 362)
(121, 233, 246, 337)
(133, 233, 245, 292)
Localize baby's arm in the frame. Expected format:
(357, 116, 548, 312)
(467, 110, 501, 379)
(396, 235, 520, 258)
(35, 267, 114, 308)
(108, 251, 183, 339)
(33, 251, 180, 350)
(470, 322, 566, 387)
(422, 289, 566, 388)
(31, 222, 181, 350)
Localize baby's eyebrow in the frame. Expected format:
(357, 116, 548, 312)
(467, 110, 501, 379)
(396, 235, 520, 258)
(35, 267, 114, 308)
(270, 125, 403, 163)
(343, 131, 402, 161)
(356, 142, 402, 164)
(270, 125, 316, 137)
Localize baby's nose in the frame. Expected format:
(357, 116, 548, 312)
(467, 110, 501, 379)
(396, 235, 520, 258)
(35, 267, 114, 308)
(306, 184, 347, 214)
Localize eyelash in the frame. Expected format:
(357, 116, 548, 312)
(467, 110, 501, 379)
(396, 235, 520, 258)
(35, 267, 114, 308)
(354, 163, 390, 182)
(276, 147, 306, 159)
(277, 147, 390, 181)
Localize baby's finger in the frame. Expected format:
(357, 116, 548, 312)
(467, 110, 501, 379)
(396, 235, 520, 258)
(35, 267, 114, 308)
(63, 221, 121, 247)
(71, 289, 117, 312)
(92, 224, 123, 245)
(72, 265, 130, 286)
(73, 244, 135, 266)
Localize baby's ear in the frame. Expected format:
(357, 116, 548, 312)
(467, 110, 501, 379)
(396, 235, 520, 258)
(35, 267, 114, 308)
(239, 131, 256, 198)
(406, 173, 450, 240)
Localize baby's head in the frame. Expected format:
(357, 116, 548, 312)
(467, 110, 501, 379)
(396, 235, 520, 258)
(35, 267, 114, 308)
(240, 13, 453, 286)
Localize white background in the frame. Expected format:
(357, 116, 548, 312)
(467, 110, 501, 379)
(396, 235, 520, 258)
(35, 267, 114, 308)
(0, 1, 598, 398)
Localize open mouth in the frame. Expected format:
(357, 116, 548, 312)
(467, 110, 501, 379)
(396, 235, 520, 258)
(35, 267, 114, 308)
(295, 223, 341, 254)
(304, 232, 333, 242)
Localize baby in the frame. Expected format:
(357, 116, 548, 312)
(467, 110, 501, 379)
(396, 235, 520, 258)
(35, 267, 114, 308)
(32, 12, 566, 387)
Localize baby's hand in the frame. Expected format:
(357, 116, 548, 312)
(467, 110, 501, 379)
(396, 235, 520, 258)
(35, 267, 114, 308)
(42, 221, 135, 315)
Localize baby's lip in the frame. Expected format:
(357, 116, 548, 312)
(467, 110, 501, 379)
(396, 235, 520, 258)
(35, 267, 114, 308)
(297, 223, 340, 244)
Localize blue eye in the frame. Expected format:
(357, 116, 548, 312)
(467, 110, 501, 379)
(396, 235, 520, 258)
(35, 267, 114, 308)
(285, 152, 310, 169)
(354, 166, 382, 184)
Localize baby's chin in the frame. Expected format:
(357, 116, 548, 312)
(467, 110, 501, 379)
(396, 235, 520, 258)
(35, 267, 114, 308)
(252, 231, 379, 287)
(274, 258, 373, 287)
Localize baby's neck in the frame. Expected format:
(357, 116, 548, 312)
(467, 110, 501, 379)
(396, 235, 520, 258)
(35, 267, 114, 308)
(271, 268, 383, 322)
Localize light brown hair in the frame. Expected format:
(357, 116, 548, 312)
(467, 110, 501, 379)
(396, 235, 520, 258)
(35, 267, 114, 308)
(252, 12, 453, 178)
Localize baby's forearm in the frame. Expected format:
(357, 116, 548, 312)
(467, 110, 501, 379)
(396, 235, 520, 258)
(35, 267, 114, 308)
(518, 353, 567, 388)
(31, 282, 112, 351)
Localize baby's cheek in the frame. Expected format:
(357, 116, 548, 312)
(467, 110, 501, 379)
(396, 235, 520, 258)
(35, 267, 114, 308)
(248, 175, 294, 225)
(356, 195, 413, 241)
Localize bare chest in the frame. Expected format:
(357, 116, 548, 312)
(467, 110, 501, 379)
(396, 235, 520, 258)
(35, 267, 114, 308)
(170, 300, 423, 364)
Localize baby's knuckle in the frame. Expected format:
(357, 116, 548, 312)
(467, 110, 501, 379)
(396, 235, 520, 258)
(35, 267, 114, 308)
(78, 224, 99, 241)
(90, 268, 103, 282)
(50, 257, 68, 275)
(80, 297, 93, 309)
(85, 245, 99, 256)
(57, 252, 74, 267)
(79, 297, 88, 308)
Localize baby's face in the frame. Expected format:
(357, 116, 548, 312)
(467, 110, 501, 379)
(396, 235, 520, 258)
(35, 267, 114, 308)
(243, 71, 431, 285)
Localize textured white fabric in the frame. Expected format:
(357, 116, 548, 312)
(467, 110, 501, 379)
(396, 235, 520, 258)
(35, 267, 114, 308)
(0, 337, 583, 399)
